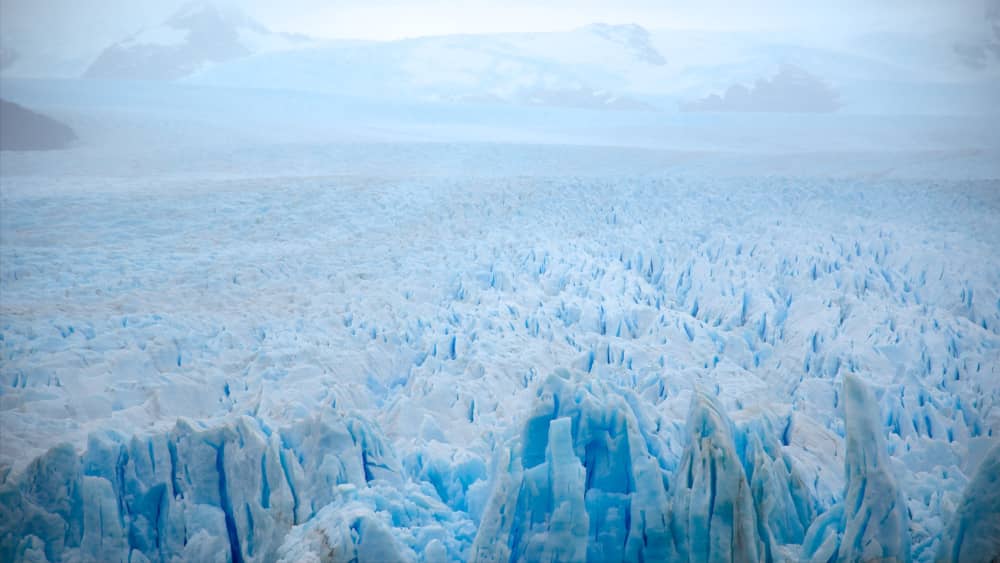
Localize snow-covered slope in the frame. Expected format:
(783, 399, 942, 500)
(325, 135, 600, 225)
(179, 25, 1000, 114)
(82, 1, 311, 80)
(187, 23, 667, 110)
(1, 161, 998, 561)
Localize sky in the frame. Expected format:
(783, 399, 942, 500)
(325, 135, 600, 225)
(258, 0, 989, 40)
(0, 0, 993, 75)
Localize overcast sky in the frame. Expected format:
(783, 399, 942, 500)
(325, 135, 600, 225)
(0, 0, 993, 67)
(248, 0, 987, 39)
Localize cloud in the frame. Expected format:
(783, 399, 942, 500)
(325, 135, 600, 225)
(680, 65, 841, 113)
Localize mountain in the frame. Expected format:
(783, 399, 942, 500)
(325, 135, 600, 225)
(0, 99, 76, 150)
(185, 23, 669, 111)
(82, 1, 311, 80)
(681, 64, 841, 113)
(76, 9, 999, 115)
(183, 25, 1000, 115)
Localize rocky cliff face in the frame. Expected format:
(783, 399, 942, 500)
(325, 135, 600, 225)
(0, 100, 75, 150)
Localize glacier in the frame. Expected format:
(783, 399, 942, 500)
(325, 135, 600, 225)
(3, 2, 1000, 557)
(1, 158, 998, 562)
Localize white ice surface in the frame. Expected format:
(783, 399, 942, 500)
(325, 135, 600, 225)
(1, 147, 998, 561)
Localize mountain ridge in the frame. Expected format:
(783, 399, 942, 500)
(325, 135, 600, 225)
(82, 0, 312, 80)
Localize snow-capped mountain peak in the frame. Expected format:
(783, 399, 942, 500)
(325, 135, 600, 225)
(583, 22, 667, 66)
(83, 1, 311, 80)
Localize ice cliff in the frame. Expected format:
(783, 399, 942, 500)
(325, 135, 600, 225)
(1, 414, 401, 562)
(5, 371, 985, 562)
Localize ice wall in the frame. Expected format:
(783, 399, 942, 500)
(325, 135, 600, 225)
(470, 370, 676, 562)
(669, 392, 762, 562)
(936, 442, 1000, 562)
(471, 371, 831, 563)
(0, 370, 994, 562)
(0, 413, 401, 563)
(802, 374, 910, 562)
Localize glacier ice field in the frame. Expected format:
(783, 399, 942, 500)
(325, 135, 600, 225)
(1, 151, 1000, 562)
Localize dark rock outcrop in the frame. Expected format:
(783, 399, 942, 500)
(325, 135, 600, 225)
(0, 99, 76, 151)
(681, 65, 841, 113)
